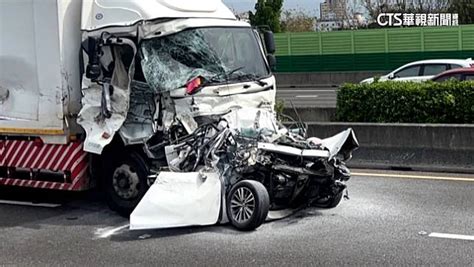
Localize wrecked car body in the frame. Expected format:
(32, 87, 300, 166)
(131, 108, 358, 231)
(73, 0, 359, 230)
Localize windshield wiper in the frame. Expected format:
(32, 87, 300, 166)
(232, 73, 268, 87)
(201, 67, 268, 88)
(207, 66, 245, 84)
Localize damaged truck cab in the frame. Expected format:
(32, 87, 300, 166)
(78, 0, 279, 215)
(0, 0, 278, 215)
(1, 0, 358, 230)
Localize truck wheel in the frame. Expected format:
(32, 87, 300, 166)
(103, 151, 149, 217)
(226, 180, 269, 231)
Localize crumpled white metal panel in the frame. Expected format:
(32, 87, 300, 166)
(78, 41, 137, 154)
(320, 128, 359, 159)
(130, 171, 222, 230)
(77, 79, 130, 154)
(171, 77, 277, 117)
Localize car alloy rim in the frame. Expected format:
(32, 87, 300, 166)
(230, 187, 255, 223)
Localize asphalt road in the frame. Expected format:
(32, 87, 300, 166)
(276, 85, 338, 108)
(0, 170, 473, 266)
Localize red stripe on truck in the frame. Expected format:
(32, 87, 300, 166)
(0, 140, 90, 191)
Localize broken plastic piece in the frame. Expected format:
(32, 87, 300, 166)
(176, 112, 198, 134)
(138, 234, 152, 240)
(344, 189, 350, 200)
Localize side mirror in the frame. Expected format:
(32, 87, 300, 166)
(267, 54, 277, 71)
(388, 73, 395, 80)
(263, 30, 276, 54)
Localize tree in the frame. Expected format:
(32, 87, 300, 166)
(334, 0, 367, 29)
(280, 9, 316, 32)
(449, 0, 474, 24)
(411, 0, 450, 13)
(249, 0, 284, 33)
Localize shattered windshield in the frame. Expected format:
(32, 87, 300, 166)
(140, 27, 270, 92)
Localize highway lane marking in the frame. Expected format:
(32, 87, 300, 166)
(94, 224, 130, 239)
(295, 95, 319, 98)
(277, 95, 334, 98)
(278, 90, 336, 92)
(428, 232, 474, 241)
(352, 172, 474, 182)
(0, 199, 61, 208)
(278, 96, 335, 98)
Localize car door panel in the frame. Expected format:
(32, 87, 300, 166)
(393, 65, 422, 81)
(420, 64, 449, 81)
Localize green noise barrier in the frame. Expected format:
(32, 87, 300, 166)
(274, 25, 474, 72)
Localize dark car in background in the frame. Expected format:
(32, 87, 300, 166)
(432, 68, 474, 82)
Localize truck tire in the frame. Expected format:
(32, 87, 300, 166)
(226, 180, 269, 231)
(103, 151, 149, 217)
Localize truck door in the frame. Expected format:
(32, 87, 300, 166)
(0, 0, 64, 124)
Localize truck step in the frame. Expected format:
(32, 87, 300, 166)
(0, 139, 89, 191)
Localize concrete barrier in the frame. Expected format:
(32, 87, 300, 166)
(305, 122, 474, 173)
(283, 108, 336, 122)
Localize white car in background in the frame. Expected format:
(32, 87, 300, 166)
(360, 58, 474, 84)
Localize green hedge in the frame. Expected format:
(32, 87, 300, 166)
(336, 81, 474, 123)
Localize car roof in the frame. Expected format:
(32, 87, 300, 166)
(406, 59, 473, 66)
(390, 58, 473, 74)
(432, 67, 474, 79)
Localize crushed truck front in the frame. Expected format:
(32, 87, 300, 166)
(77, 0, 280, 214)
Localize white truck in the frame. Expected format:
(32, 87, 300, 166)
(0, 0, 278, 215)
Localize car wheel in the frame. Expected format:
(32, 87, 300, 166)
(226, 180, 269, 231)
(313, 189, 344, 209)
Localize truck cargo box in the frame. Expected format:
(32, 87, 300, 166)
(0, 0, 82, 141)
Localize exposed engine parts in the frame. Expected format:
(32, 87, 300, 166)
(131, 108, 359, 231)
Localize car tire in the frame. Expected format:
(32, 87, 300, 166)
(226, 180, 270, 231)
(102, 151, 150, 217)
(314, 189, 344, 209)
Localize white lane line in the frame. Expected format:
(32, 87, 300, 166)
(352, 172, 474, 182)
(428, 232, 474, 241)
(295, 95, 319, 98)
(94, 224, 129, 239)
(0, 199, 61, 208)
(279, 89, 336, 92)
